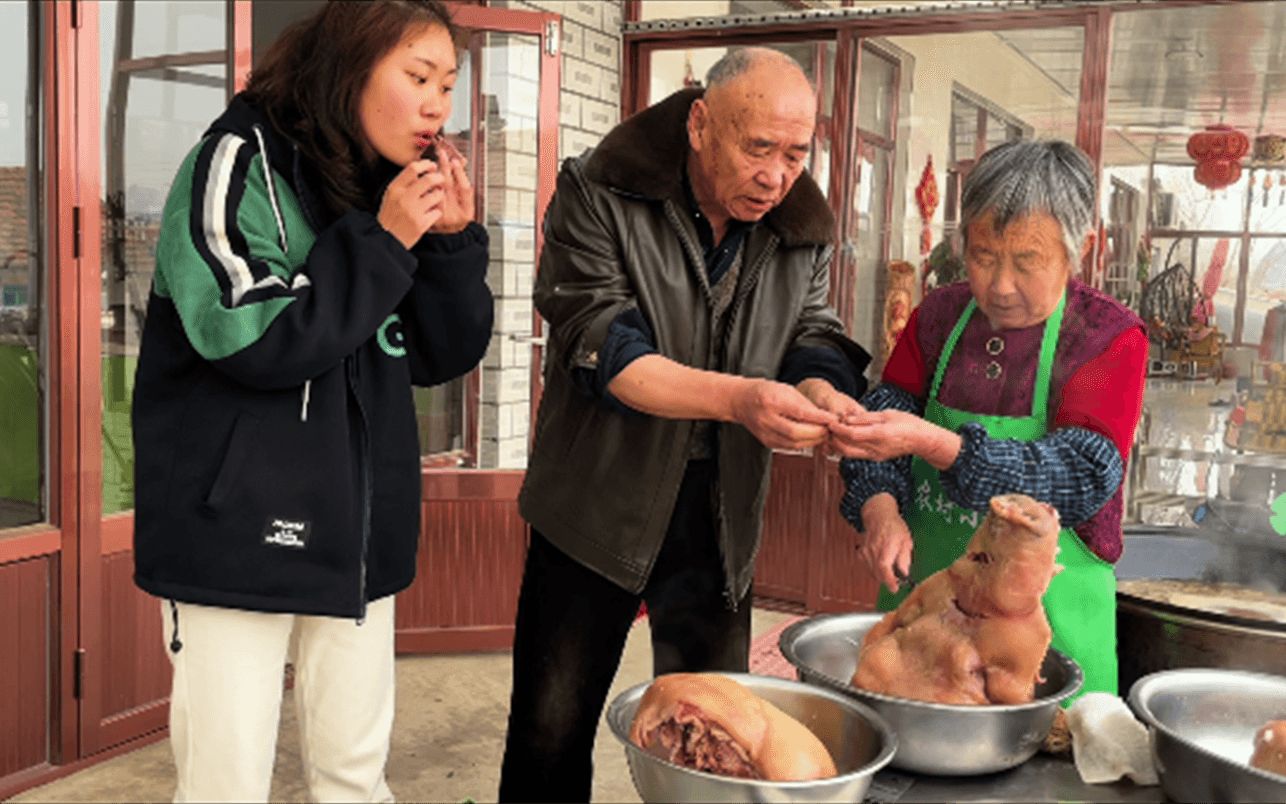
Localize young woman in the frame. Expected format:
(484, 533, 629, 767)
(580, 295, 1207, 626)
(131, 2, 492, 800)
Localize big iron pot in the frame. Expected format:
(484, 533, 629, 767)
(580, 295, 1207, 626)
(1116, 508, 1286, 693)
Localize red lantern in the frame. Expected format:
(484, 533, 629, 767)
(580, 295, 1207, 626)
(1187, 125, 1250, 190)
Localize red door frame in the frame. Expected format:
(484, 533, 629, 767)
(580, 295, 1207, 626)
(71, 0, 253, 758)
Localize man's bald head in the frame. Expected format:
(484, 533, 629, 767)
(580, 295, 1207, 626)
(705, 47, 812, 98)
(685, 47, 817, 232)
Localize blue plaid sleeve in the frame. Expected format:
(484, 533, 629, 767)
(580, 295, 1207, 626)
(838, 383, 921, 532)
(941, 422, 1124, 527)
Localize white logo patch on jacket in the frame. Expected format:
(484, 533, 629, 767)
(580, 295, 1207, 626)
(262, 517, 311, 549)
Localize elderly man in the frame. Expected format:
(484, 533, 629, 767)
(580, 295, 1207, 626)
(498, 48, 869, 800)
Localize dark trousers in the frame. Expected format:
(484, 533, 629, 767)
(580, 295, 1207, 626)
(498, 461, 752, 802)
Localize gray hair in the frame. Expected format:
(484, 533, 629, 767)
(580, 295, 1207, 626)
(960, 139, 1096, 263)
(705, 47, 807, 90)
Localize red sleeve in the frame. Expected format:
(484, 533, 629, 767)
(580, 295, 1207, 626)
(1052, 326, 1148, 460)
(880, 306, 927, 398)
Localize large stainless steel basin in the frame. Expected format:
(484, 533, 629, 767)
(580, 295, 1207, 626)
(779, 612, 1082, 775)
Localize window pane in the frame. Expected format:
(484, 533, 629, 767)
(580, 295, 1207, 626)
(0, 0, 44, 530)
(412, 41, 474, 459)
(856, 47, 896, 139)
(1249, 168, 1286, 234)
(1148, 164, 1250, 231)
(950, 97, 977, 164)
(1244, 237, 1286, 348)
(637, 1, 843, 22)
(469, 32, 544, 469)
(848, 142, 892, 355)
(985, 111, 1014, 150)
(99, 0, 227, 514)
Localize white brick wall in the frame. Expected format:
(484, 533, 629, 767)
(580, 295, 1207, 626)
(476, 0, 624, 469)
(559, 92, 583, 129)
(485, 188, 536, 228)
(582, 28, 619, 71)
(580, 98, 618, 136)
(488, 224, 536, 266)
(560, 18, 585, 59)
(493, 0, 624, 162)
(483, 366, 534, 408)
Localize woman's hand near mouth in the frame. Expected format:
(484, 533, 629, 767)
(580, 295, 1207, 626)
(428, 136, 474, 234)
(378, 159, 446, 248)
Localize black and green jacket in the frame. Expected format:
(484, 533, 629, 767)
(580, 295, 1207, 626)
(132, 95, 493, 618)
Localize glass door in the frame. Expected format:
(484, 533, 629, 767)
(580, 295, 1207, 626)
(0, 0, 57, 785)
(78, 0, 243, 755)
(0, 3, 46, 533)
(394, 5, 561, 654)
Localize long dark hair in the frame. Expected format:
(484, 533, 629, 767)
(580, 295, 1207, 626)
(244, 1, 460, 218)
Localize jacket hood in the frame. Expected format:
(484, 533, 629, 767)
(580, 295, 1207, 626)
(205, 94, 336, 228)
(581, 88, 835, 248)
(205, 94, 298, 176)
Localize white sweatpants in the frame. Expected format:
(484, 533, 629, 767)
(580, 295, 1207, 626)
(161, 597, 396, 803)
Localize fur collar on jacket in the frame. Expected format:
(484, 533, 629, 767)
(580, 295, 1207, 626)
(581, 88, 835, 248)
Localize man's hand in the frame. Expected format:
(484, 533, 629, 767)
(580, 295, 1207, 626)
(378, 160, 445, 249)
(828, 409, 962, 469)
(429, 137, 475, 234)
(796, 378, 870, 458)
(729, 378, 836, 451)
(857, 493, 914, 593)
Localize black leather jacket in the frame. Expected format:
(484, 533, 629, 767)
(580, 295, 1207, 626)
(519, 89, 869, 601)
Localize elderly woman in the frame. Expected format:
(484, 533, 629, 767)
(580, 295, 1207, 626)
(834, 140, 1147, 696)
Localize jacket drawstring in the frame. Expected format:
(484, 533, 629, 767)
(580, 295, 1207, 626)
(300, 379, 312, 422)
(252, 124, 289, 254)
(255, 125, 311, 423)
(168, 599, 183, 654)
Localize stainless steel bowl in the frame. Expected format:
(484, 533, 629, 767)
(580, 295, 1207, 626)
(779, 612, 1083, 775)
(1128, 668, 1286, 803)
(605, 672, 897, 803)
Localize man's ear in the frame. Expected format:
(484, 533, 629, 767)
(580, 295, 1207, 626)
(687, 99, 708, 153)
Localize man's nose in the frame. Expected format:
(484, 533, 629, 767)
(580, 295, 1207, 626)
(756, 158, 788, 190)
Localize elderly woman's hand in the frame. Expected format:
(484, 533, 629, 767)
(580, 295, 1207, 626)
(829, 409, 963, 469)
(857, 493, 913, 593)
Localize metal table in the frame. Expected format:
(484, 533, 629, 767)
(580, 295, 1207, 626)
(868, 754, 1164, 803)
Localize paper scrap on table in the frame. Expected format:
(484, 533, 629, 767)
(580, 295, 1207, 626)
(1067, 692, 1159, 786)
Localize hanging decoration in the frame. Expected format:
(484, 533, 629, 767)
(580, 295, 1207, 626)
(914, 155, 939, 256)
(1186, 125, 1250, 191)
(682, 51, 699, 88)
(1253, 134, 1286, 163)
(883, 260, 916, 359)
(1265, 172, 1275, 208)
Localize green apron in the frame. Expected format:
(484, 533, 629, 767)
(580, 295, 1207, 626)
(876, 293, 1117, 698)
